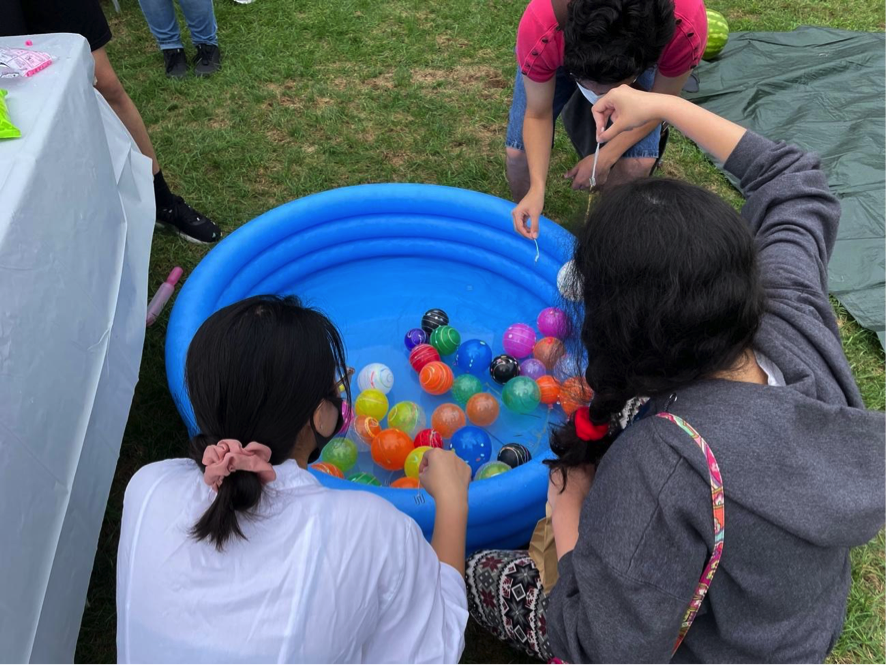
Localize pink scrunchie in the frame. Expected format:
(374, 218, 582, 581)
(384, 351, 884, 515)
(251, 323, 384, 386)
(202, 439, 277, 492)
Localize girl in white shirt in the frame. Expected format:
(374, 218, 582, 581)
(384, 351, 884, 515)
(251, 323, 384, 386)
(117, 295, 471, 664)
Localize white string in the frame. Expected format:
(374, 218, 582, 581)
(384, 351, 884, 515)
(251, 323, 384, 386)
(533, 237, 540, 263)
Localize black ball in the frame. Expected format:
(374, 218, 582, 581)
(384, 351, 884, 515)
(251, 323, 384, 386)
(498, 443, 531, 468)
(489, 354, 520, 384)
(421, 308, 450, 335)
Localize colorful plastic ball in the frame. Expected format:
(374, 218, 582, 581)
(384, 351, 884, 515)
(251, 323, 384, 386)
(455, 339, 493, 376)
(311, 461, 344, 478)
(450, 426, 492, 475)
(355, 388, 389, 420)
(421, 308, 450, 335)
(414, 428, 444, 449)
(533, 337, 566, 371)
(371, 428, 415, 471)
(498, 443, 532, 468)
(354, 415, 381, 445)
(419, 361, 454, 395)
(404, 327, 427, 351)
(429, 325, 461, 356)
(404, 445, 432, 479)
(474, 461, 511, 481)
(557, 260, 582, 302)
(339, 401, 354, 434)
(357, 363, 394, 394)
(451, 374, 482, 406)
(502, 323, 537, 359)
(391, 476, 421, 489)
(347, 471, 382, 487)
(520, 358, 547, 380)
(502, 376, 542, 414)
(319, 437, 358, 472)
(536, 375, 561, 405)
(409, 344, 441, 373)
(537, 307, 570, 339)
(431, 403, 466, 439)
(387, 401, 427, 438)
(466, 393, 500, 427)
(489, 354, 521, 385)
(560, 376, 594, 416)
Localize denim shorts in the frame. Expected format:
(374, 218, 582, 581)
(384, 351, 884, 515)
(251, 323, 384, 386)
(505, 66, 660, 158)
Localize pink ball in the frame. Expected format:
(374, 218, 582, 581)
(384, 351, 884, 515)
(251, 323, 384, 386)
(537, 307, 570, 339)
(502, 323, 537, 359)
(339, 402, 354, 433)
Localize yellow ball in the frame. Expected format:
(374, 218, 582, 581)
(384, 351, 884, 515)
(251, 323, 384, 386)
(355, 388, 389, 421)
(404, 446, 432, 479)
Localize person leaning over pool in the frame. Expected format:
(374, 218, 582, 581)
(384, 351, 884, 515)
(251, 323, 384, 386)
(117, 295, 471, 663)
(508, 0, 708, 240)
(467, 86, 886, 662)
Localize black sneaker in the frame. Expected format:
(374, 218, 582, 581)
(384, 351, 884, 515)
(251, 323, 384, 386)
(157, 196, 222, 244)
(163, 48, 188, 79)
(194, 44, 221, 77)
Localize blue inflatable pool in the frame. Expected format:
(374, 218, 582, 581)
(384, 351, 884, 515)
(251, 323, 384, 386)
(166, 184, 575, 552)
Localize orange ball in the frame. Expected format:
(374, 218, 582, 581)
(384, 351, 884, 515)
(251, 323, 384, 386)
(391, 476, 421, 489)
(371, 428, 415, 471)
(536, 375, 561, 405)
(431, 403, 466, 439)
(354, 415, 381, 445)
(466, 393, 500, 427)
(533, 336, 566, 371)
(310, 461, 344, 479)
(560, 376, 593, 416)
(419, 361, 454, 395)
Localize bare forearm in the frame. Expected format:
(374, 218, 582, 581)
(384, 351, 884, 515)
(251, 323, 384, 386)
(551, 501, 582, 559)
(660, 95, 747, 164)
(431, 497, 468, 575)
(523, 114, 554, 193)
(599, 119, 660, 163)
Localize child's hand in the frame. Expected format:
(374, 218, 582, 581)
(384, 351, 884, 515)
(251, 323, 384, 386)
(419, 449, 471, 504)
(592, 86, 672, 143)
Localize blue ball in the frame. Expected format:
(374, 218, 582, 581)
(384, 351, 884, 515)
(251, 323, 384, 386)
(450, 426, 492, 475)
(404, 328, 427, 351)
(455, 339, 493, 377)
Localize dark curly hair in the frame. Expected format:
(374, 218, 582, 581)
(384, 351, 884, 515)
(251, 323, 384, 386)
(548, 178, 765, 477)
(563, 0, 676, 84)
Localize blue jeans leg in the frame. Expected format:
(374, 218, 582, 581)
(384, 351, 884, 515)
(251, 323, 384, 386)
(138, 0, 183, 50)
(178, 0, 218, 47)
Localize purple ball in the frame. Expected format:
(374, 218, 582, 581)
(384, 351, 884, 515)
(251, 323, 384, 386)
(502, 323, 537, 359)
(404, 328, 427, 351)
(520, 358, 547, 380)
(537, 307, 570, 339)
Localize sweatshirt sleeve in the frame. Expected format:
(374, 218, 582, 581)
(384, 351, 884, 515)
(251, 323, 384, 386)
(362, 515, 467, 664)
(723, 132, 841, 300)
(546, 429, 712, 663)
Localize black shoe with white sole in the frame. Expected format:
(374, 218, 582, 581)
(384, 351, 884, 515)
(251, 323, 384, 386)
(157, 196, 222, 244)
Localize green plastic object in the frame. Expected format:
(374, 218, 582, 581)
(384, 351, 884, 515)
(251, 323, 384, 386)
(347, 471, 382, 487)
(451, 374, 483, 406)
(429, 325, 461, 356)
(502, 376, 541, 414)
(0, 90, 21, 139)
(474, 461, 511, 481)
(320, 437, 358, 473)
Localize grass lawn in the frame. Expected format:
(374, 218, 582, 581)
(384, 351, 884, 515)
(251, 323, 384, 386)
(76, 0, 884, 662)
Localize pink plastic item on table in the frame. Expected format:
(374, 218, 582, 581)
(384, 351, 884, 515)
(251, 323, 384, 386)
(146, 267, 183, 326)
(0, 47, 53, 78)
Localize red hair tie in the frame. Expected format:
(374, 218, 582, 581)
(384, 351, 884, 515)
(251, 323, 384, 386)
(574, 406, 608, 442)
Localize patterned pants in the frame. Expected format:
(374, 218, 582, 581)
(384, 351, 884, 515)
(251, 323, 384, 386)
(466, 549, 552, 661)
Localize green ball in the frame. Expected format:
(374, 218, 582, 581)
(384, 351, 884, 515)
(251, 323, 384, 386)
(451, 374, 484, 406)
(430, 325, 461, 356)
(502, 376, 541, 415)
(387, 401, 426, 437)
(346, 471, 382, 486)
(474, 461, 511, 481)
(320, 437, 358, 472)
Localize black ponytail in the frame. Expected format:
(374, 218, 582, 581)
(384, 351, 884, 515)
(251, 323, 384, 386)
(184, 295, 351, 551)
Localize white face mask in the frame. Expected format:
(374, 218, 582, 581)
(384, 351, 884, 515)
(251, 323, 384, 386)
(577, 84, 601, 105)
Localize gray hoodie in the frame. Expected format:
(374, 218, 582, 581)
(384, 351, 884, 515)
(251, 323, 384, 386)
(546, 132, 886, 663)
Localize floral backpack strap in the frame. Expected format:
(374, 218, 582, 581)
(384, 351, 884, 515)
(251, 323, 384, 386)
(656, 412, 725, 656)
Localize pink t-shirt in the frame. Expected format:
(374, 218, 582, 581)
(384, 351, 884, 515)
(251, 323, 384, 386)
(516, 0, 708, 82)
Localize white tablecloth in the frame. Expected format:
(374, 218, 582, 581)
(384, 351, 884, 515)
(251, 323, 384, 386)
(0, 34, 154, 663)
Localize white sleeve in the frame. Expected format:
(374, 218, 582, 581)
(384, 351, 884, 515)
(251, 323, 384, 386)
(362, 516, 468, 664)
